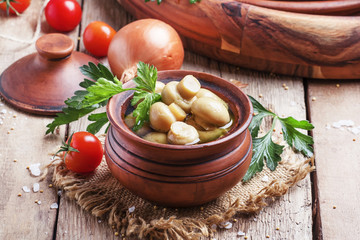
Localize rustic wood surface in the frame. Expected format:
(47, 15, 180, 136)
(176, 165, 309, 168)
(0, 0, 359, 239)
(118, 0, 360, 79)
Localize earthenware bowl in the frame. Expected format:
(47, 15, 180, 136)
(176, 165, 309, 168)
(105, 70, 253, 207)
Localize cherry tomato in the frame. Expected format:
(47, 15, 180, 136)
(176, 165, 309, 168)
(63, 132, 103, 173)
(44, 0, 82, 32)
(0, 0, 30, 15)
(83, 21, 116, 57)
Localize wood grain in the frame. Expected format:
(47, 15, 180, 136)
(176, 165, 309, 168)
(307, 79, 360, 239)
(0, 1, 64, 239)
(118, 0, 360, 79)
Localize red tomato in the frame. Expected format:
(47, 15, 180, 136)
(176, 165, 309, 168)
(83, 21, 116, 57)
(0, 0, 30, 15)
(44, 0, 82, 32)
(63, 132, 103, 173)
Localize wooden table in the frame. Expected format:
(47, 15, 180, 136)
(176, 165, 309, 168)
(1, 0, 359, 239)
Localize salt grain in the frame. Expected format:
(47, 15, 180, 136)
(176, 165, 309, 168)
(50, 203, 58, 209)
(332, 120, 354, 129)
(261, 175, 269, 182)
(57, 190, 62, 196)
(29, 163, 41, 176)
(349, 127, 360, 135)
(128, 206, 135, 213)
(22, 186, 30, 193)
(211, 224, 217, 230)
(223, 221, 233, 229)
(0, 109, 7, 114)
(237, 231, 245, 237)
(33, 183, 40, 193)
(37, 200, 42, 205)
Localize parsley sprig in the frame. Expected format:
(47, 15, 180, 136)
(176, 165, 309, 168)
(46, 62, 161, 134)
(243, 96, 314, 181)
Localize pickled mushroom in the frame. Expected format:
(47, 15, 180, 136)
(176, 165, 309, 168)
(143, 132, 168, 144)
(161, 81, 181, 105)
(177, 75, 201, 100)
(168, 103, 186, 121)
(149, 102, 176, 132)
(191, 97, 230, 127)
(167, 121, 200, 145)
(155, 81, 165, 94)
(161, 81, 197, 113)
(196, 88, 228, 108)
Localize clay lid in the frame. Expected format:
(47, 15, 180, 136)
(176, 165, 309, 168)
(0, 33, 99, 115)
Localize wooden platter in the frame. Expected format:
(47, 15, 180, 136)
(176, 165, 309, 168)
(117, 0, 360, 79)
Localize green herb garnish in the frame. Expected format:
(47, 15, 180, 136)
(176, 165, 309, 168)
(243, 96, 314, 181)
(46, 62, 161, 134)
(145, 0, 200, 5)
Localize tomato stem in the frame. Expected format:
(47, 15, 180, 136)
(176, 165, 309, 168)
(54, 132, 79, 160)
(1, 0, 21, 16)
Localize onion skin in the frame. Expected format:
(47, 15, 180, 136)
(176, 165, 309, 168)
(108, 19, 184, 82)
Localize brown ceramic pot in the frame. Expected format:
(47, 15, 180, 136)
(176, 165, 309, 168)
(105, 70, 253, 207)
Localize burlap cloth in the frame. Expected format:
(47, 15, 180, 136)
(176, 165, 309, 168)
(49, 134, 314, 240)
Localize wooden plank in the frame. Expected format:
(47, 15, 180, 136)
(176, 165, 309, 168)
(307, 79, 360, 239)
(0, 2, 61, 239)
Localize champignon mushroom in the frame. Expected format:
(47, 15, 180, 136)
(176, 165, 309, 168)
(167, 121, 200, 145)
(149, 102, 177, 132)
(196, 88, 228, 108)
(143, 132, 168, 144)
(161, 81, 181, 105)
(168, 103, 186, 121)
(191, 97, 230, 127)
(177, 75, 201, 100)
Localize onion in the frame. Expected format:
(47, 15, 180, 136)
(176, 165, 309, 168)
(107, 19, 184, 82)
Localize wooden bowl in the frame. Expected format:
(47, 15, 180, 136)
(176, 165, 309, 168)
(118, 0, 360, 79)
(105, 70, 253, 207)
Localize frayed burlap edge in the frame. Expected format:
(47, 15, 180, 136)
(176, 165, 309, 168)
(49, 154, 314, 240)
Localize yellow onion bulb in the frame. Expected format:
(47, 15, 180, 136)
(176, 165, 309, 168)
(108, 19, 184, 82)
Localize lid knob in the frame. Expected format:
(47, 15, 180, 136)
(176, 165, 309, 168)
(35, 33, 75, 60)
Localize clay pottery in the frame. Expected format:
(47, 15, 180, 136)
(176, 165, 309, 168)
(118, 0, 360, 79)
(0, 33, 99, 115)
(105, 70, 253, 207)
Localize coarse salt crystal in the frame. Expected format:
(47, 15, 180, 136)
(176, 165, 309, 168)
(57, 190, 62, 196)
(128, 206, 135, 213)
(332, 120, 354, 128)
(261, 175, 269, 182)
(29, 163, 41, 176)
(237, 231, 245, 237)
(50, 203, 58, 209)
(22, 186, 30, 193)
(223, 221, 233, 229)
(37, 200, 42, 205)
(0, 109, 7, 114)
(349, 127, 360, 135)
(33, 183, 40, 192)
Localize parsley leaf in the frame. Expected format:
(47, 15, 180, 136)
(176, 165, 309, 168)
(243, 131, 283, 182)
(46, 62, 161, 135)
(132, 91, 161, 131)
(87, 112, 110, 134)
(244, 96, 314, 181)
